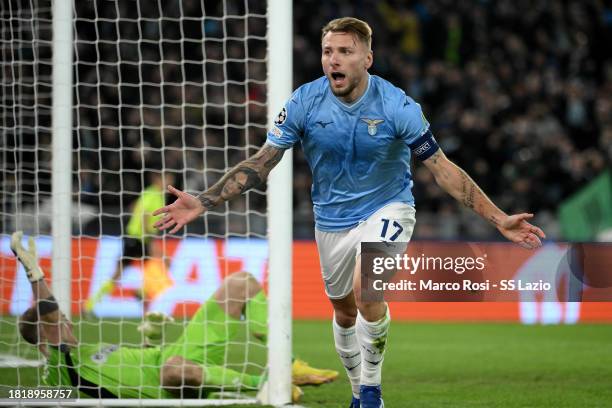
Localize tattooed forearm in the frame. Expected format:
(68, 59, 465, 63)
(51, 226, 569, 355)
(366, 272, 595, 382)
(197, 195, 217, 210)
(263, 148, 284, 170)
(425, 151, 505, 225)
(459, 169, 476, 209)
(455, 167, 505, 224)
(429, 150, 442, 165)
(196, 144, 285, 209)
(220, 167, 262, 198)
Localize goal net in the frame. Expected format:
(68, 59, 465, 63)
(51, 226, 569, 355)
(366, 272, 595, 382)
(0, 0, 292, 404)
(0, 0, 52, 371)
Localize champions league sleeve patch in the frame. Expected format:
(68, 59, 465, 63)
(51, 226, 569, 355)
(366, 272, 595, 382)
(274, 107, 287, 126)
(409, 129, 439, 161)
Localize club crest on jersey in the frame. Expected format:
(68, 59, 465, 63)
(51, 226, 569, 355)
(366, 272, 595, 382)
(361, 118, 384, 136)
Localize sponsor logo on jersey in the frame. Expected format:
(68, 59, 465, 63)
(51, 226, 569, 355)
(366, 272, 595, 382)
(91, 344, 119, 364)
(274, 107, 287, 125)
(315, 120, 334, 128)
(270, 125, 283, 138)
(360, 118, 384, 136)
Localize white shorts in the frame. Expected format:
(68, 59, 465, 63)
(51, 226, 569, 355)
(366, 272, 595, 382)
(315, 202, 416, 299)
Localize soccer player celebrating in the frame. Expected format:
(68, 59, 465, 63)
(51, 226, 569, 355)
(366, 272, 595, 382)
(11, 231, 335, 400)
(153, 17, 546, 408)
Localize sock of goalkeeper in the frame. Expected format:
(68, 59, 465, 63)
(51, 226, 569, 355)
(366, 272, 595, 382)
(247, 289, 339, 386)
(245, 290, 268, 343)
(203, 365, 263, 391)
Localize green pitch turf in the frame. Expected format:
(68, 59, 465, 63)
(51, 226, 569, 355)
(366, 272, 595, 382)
(1, 318, 611, 407)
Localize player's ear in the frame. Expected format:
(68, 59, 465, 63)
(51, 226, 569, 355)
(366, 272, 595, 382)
(365, 50, 373, 70)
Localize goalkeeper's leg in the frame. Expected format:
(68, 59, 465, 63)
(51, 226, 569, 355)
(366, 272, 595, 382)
(161, 355, 262, 393)
(160, 355, 303, 402)
(161, 271, 338, 386)
(217, 272, 338, 385)
(149, 271, 266, 346)
(214, 271, 266, 339)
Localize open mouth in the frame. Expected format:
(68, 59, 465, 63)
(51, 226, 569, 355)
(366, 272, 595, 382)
(330, 72, 346, 85)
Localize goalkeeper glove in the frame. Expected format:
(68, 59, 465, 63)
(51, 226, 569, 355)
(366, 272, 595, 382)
(138, 311, 175, 341)
(10, 231, 44, 282)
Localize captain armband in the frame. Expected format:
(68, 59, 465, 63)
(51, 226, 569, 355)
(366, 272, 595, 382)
(409, 129, 440, 161)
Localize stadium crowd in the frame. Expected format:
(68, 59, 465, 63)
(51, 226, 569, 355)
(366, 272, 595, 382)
(292, 0, 612, 239)
(32, 0, 612, 239)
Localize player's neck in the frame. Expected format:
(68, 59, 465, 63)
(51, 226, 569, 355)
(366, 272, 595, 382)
(337, 74, 370, 105)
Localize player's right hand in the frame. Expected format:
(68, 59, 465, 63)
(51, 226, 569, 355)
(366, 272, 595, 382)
(153, 185, 205, 234)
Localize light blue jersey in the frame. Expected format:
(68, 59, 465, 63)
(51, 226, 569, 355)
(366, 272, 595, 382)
(266, 74, 439, 231)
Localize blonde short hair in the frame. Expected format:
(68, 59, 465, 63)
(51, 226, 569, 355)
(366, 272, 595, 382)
(321, 17, 372, 50)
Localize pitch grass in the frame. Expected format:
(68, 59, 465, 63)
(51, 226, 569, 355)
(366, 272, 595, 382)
(1, 319, 612, 407)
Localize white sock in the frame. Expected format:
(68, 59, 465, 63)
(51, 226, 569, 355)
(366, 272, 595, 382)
(356, 306, 390, 386)
(333, 315, 361, 398)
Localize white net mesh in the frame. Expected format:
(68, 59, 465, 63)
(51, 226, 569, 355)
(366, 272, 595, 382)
(0, 0, 52, 372)
(1, 0, 272, 403)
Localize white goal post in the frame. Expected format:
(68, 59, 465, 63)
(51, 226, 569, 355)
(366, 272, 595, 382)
(51, 0, 74, 321)
(265, 0, 293, 404)
(1, 0, 293, 405)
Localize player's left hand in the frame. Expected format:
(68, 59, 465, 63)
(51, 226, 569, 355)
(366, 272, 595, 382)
(497, 213, 546, 249)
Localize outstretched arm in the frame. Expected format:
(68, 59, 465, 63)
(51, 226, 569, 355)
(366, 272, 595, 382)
(422, 150, 546, 249)
(10, 232, 77, 348)
(153, 144, 285, 233)
(196, 143, 285, 209)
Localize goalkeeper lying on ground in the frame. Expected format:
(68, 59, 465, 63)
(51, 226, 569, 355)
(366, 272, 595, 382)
(10, 231, 337, 400)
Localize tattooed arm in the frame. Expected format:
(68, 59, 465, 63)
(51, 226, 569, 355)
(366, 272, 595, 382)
(153, 144, 285, 233)
(422, 150, 505, 226)
(197, 143, 285, 209)
(422, 149, 545, 248)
